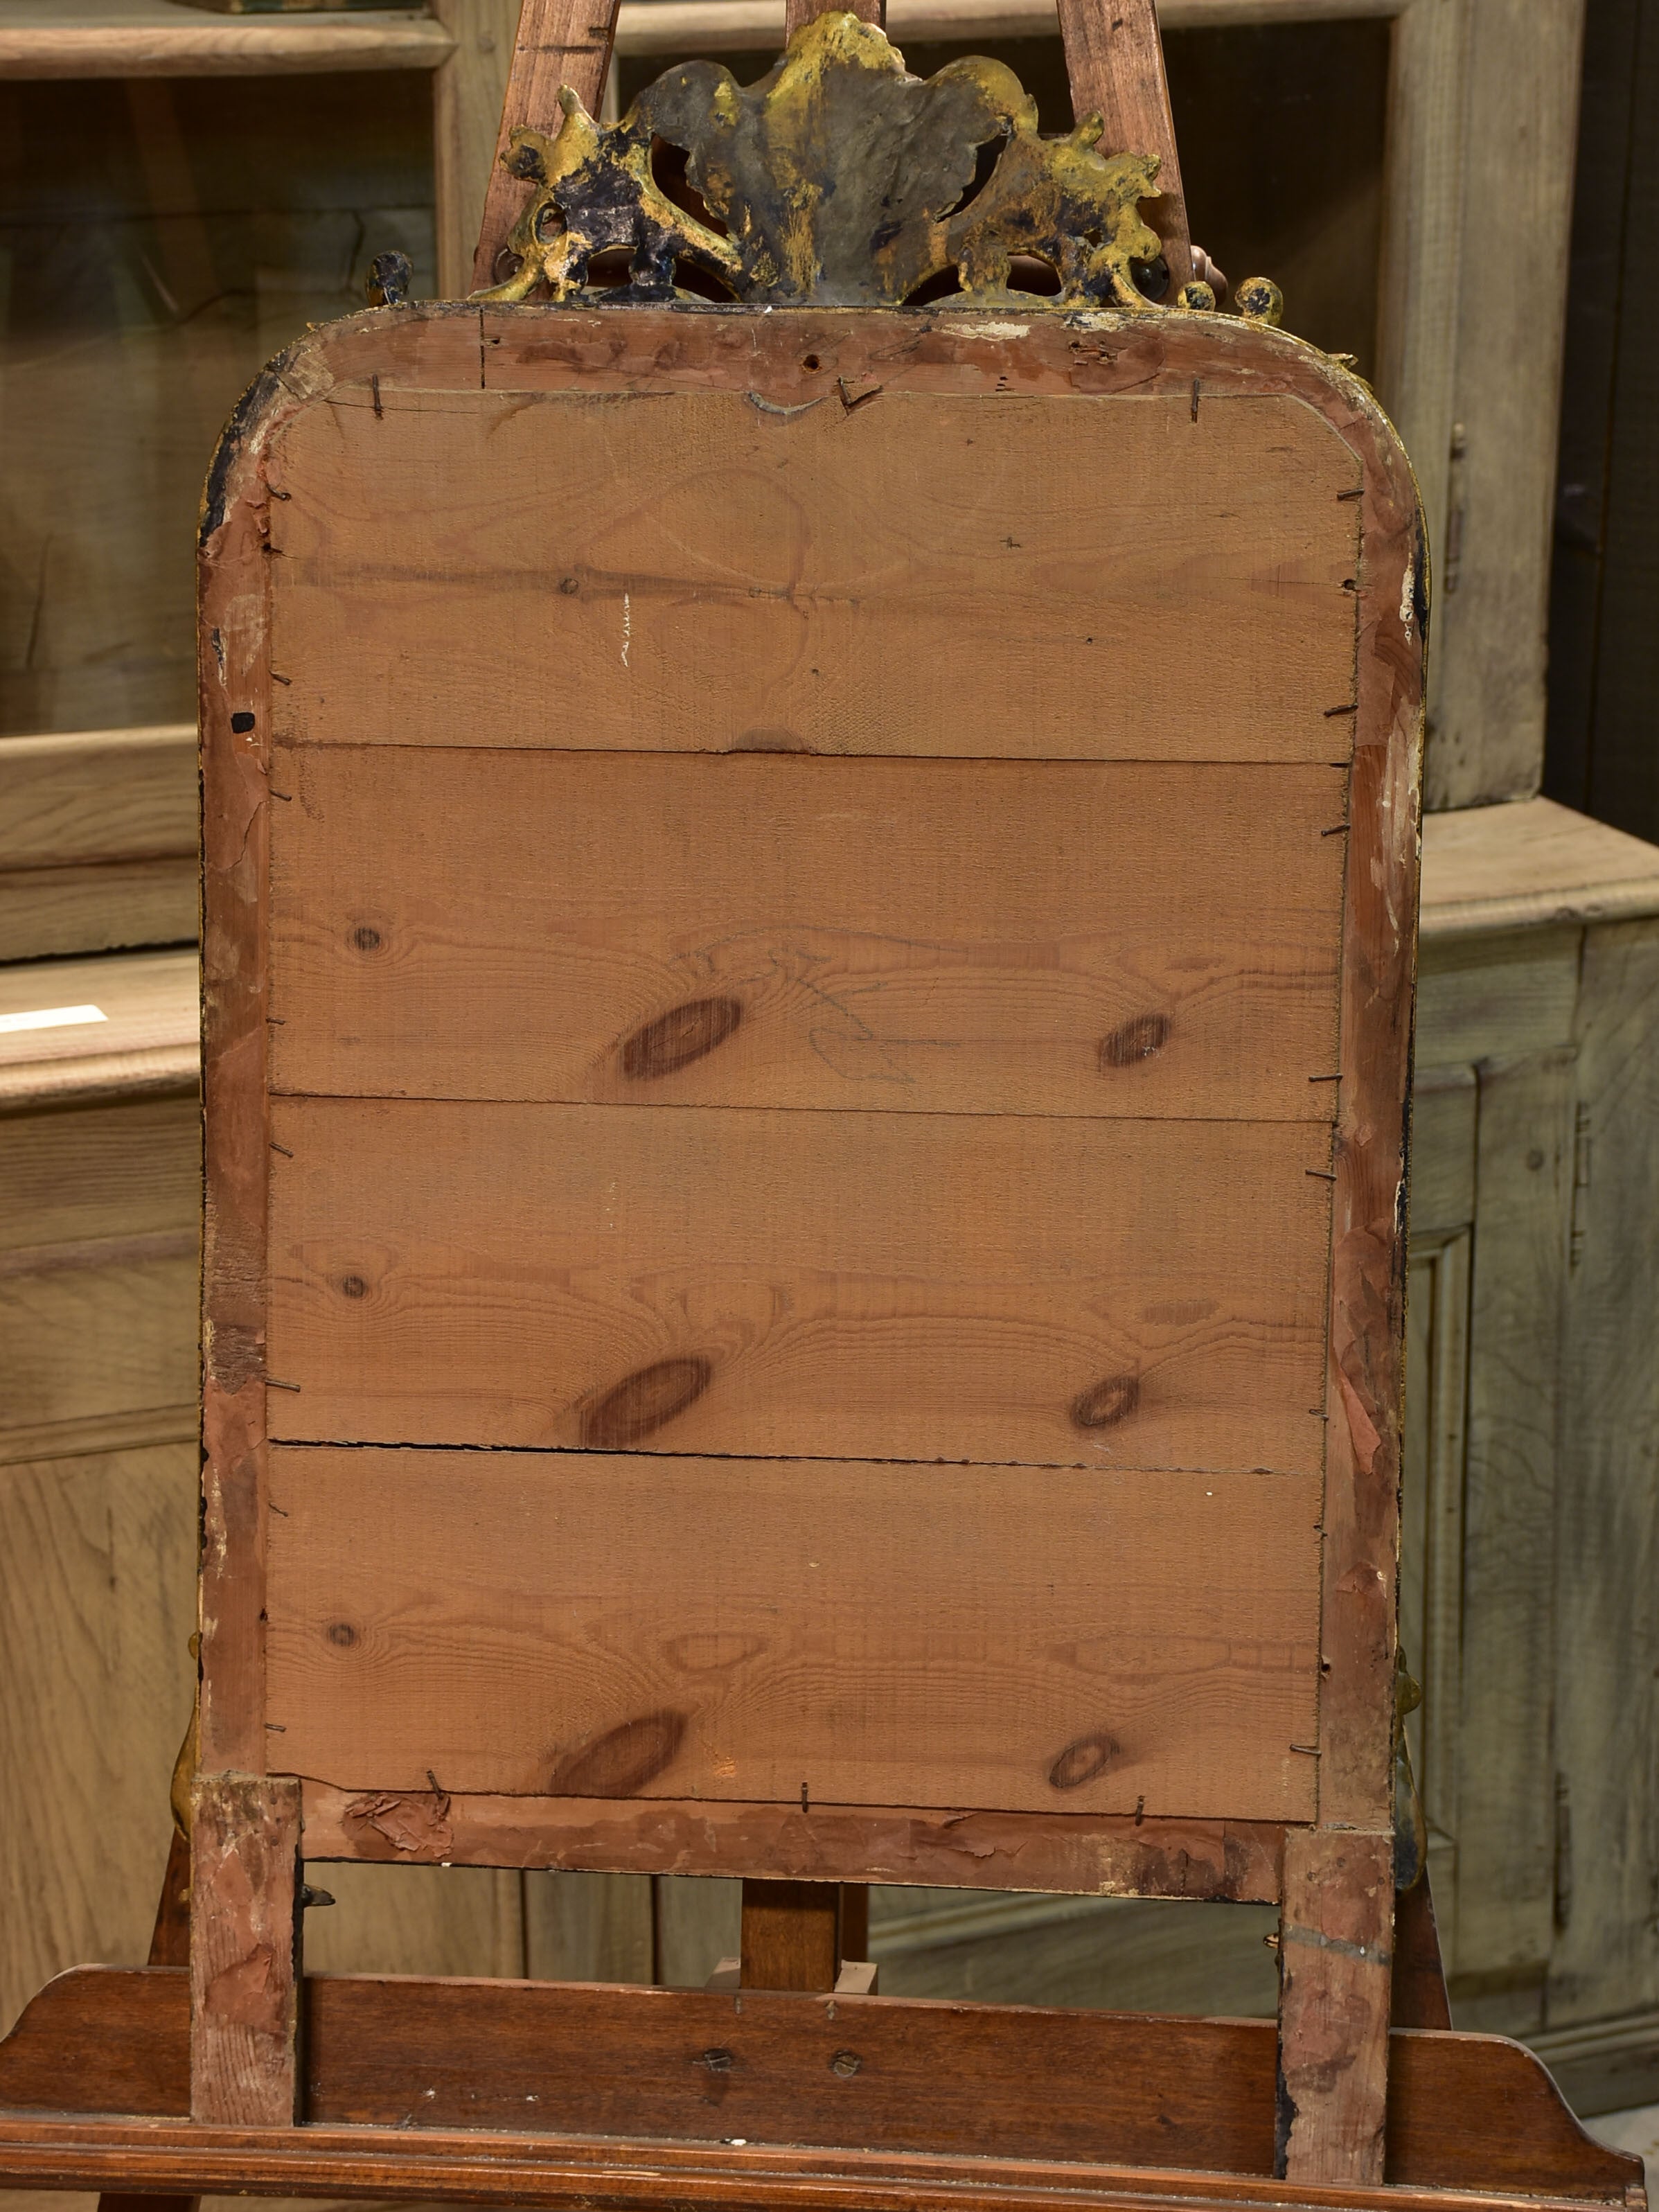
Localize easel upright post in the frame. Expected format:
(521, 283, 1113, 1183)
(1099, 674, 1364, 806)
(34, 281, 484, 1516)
(1054, 0, 1193, 291)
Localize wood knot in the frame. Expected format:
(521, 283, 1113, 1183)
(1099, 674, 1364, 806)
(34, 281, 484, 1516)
(349, 924, 384, 954)
(1099, 1013, 1171, 1068)
(326, 1620, 358, 1647)
(621, 997, 743, 1079)
(551, 1709, 688, 1796)
(1071, 1374, 1139, 1431)
(582, 1354, 712, 1447)
(1048, 1732, 1118, 1791)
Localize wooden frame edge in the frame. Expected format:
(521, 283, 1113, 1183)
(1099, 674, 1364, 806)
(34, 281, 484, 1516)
(299, 1782, 1287, 1900)
(0, 2109, 1633, 2212)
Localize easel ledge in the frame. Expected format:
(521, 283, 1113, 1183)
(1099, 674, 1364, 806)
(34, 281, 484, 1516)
(0, 1966, 1642, 2211)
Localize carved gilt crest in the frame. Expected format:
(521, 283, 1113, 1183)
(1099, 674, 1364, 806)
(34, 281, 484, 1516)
(475, 9, 1283, 317)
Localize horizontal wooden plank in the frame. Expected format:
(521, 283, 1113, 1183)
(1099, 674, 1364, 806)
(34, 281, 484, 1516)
(267, 1446, 1322, 1819)
(611, 0, 1410, 57)
(300, 1783, 1284, 1900)
(267, 1099, 1332, 1469)
(318, 1973, 1277, 2167)
(1421, 796, 1659, 939)
(270, 749, 1345, 1120)
(269, 389, 1361, 763)
(0, 948, 198, 1108)
(0, 1403, 197, 1467)
(0, 2, 454, 77)
(0, 719, 198, 958)
(1416, 928, 1581, 1066)
(0, 857, 198, 964)
(0, 1968, 1639, 2205)
(0, 725, 195, 869)
(0, 1094, 199, 1252)
(0, 1247, 197, 1440)
(300, 1979, 1635, 2197)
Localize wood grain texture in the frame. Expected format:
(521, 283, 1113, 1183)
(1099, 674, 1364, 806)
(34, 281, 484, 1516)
(269, 749, 1345, 1122)
(524, 1867, 654, 1982)
(740, 1881, 840, 1989)
(267, 1446, 1321, 1819)
(430, 0, 519, 299)
(301, 1784, 1285, 1900)
(265, 1098, 1333, 1469)
(188, 1773, 301, 2125)
(1397, 1223, 1469, 1943)
(1, 1966, 1641, 2204)
(0, 1444, 197, 2057)
(198, 353, 277, 1780)
(1405, 1068, 1474, 1235)
(0, 949, 197, 1110)
(1310, 352, 1421, 1839)
(1277, 244, 1420, 2182)
(203, 306, 1418, 1908)
(0, 8, 455, 77)
(1277, 1829, 1393, 2185)
(1417, 925, 1581, 1067)
(787, 0, 882, 34)
(0, 1241, 196, 1469)
(0, 1096, 199, 1253)
(1548, 921, 1659, 2032)
(0, 725, 196, 869)
(1453, 1049, 1574, 1985)
(1429, 0, 1587, 807)
(267, 387, 1361, 763)
(0, 723, 197, 959)
(1372, 0, 1466, 716)
(0, 857, 198, 964)
(1054, 0, 1190, 288)
(610, 0, 1410, 53)
(1421, 795, 1659, 937)
(298, 1860, 530, 1983)
(472, 0, 621, 292)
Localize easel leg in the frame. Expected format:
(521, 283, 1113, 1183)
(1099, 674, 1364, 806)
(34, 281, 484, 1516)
(1391, 1868, 1453, 2029)
(740, 1879, 840, 1991)
(838, 1882, 870, 1964)
(190, 1773, 303, 2125)
(97, 1824, 197, 2212)
(1277, 1828, 1394, 2185)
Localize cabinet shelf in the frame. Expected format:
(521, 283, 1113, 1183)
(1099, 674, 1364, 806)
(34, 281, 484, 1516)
(0, 0, 1403, 79)
(0, 0, 454, 76)
(614, 0, 1401, 55)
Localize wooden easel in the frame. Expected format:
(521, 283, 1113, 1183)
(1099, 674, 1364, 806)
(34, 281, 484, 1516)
(0, 4, 1640, 2209)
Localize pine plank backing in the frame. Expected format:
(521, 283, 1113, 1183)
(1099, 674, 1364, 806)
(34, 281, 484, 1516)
(265, 1098, 1333, 1469)
(266, 389, 1361, 763)
(264, 1446, 1322, 1819)
(269, 749, 1345, 1122)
